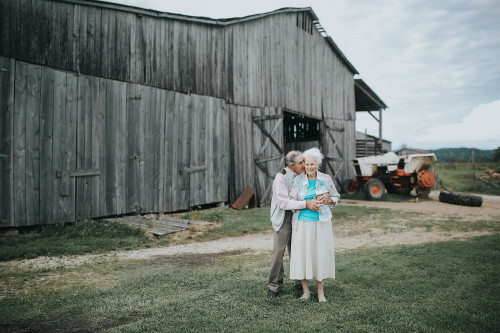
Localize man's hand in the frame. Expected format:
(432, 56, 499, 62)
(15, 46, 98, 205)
(316, 193, 334, 205)
(305, 199, 322, 212)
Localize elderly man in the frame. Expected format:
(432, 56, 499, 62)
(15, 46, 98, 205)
(267, 150, 324, 297)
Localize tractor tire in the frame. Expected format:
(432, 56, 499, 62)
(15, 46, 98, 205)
(365, 178, 385, 201)
(438, 191, 482, 207)
(416, 188, 431, 199)
(342, 179, 358, 195)
(386, 184, 412, 196)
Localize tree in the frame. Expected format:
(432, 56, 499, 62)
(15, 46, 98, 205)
(493, 147, 500, 162)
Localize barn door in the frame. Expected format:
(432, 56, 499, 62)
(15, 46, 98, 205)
(175, 95, 229, 210)
(323, 122, 345, 188)
(252, 108, 284, 205)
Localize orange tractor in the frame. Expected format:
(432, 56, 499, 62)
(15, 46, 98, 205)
(343, 152, 437, 200)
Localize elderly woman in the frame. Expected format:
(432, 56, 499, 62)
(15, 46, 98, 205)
(289, 148, 340, 302)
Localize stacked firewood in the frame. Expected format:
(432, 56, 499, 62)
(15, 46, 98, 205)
(479, 169, 500, 181)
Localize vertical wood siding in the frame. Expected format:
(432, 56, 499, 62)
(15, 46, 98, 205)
(0, 0, 227, 100)
(1, 57, 229, 227)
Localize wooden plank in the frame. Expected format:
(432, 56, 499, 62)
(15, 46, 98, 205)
(115, 10, 127, 80)
(164, 90, 175, 212)
(117, 81, 127, 215)
(97, 78, 107, 217)
(126, 11, 135, 83)
(126, 83, 140, 213)
(0, 1, 11, 58)
(13, 60, 27, 226)
(82, 76, 94, 218)
(106, 79, 118, 215)
(138, 85, 150, 212)
(78, 3, 88, 73)
(100, 9, 110, 78)
(39, 66, 54, 225)
(158, 88, 167, 212)
(205, 97, 214, 202)
(76, 75, 87, 219)
(25, 63, 41, 226)
(64, 73, 78, 222)
(151, 87, 161, 212)
(90, 76, 100, 218)
(0, 57, 15, 226)
(51, 70, 65, 222)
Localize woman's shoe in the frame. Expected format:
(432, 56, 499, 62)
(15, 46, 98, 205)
(318, 296, 327, 303)
(299, 294, 310, 300)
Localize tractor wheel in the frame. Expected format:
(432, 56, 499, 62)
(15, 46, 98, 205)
(438, 191, 482, 207)
(416, 188, 431, 199)
(342, 179, 358, 195)
(386, 184, 412, 196)
(365, 178, 385, 201)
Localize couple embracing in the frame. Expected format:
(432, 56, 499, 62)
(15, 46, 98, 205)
(268, 148, 340, 302)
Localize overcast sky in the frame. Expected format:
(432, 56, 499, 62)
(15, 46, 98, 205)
(104, 0, 500, 151)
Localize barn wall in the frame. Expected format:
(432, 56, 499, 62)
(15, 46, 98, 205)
(0, 57, 229, 227)
(225, 12, 356, 121)
(0, 0, 227, 99)
(226, 12, 356, 191)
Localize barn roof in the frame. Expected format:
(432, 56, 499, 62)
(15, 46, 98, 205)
(354, 79, 388, 111)
(62, 1, 358, 74)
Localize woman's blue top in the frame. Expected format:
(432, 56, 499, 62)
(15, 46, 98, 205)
(297, 179, 320, 221)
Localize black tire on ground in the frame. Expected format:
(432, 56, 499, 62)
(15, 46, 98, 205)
(438, 191, 482, 207)
(342, 179, 358, 195)
(386, 184, 412, 196)
(365, 178, 385, 201)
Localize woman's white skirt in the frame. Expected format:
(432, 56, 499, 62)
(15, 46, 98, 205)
(290, 220, 335, 281)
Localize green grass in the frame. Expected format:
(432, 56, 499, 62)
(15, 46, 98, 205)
(1, 235, 498, 332)
(0, 219, 152, 261)
(435, 162, 500, 195)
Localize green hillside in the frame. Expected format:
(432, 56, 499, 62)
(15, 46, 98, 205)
(429, 148, 495, 162)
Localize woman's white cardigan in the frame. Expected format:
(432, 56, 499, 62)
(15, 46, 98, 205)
(289, 171, 340, 230)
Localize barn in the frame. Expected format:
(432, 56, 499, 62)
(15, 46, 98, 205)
(0, 0, 387, 227)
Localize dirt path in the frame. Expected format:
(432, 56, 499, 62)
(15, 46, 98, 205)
(3, 193, 499, 271)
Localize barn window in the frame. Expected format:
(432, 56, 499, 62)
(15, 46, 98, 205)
(283, 111, 321, 152)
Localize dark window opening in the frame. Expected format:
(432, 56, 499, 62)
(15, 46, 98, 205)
(283, 111, 321, 155)
(284, 111, 321, 143)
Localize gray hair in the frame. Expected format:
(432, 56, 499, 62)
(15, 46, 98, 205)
(285, 150, 302, 166)
(302, 148, 323, 165)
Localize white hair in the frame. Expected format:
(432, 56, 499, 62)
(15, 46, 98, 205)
(302, 148, 323, 165)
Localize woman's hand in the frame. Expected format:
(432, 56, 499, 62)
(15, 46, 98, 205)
(316, 193, 334, 205)
(305, 199, 322, 212)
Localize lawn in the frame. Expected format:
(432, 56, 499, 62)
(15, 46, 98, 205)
(435, 162, 500, 195)
(1, 235, 498, 332)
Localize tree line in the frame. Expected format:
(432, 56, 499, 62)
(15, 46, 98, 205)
(429, 147, 500, 163)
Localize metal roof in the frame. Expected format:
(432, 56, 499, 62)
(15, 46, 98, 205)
(354, 79, 388, 111)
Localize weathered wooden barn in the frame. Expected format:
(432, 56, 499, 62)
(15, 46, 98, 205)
(0, 0, 386, 227)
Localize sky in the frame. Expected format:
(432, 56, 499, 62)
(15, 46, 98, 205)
(103, 0, 500, 151)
